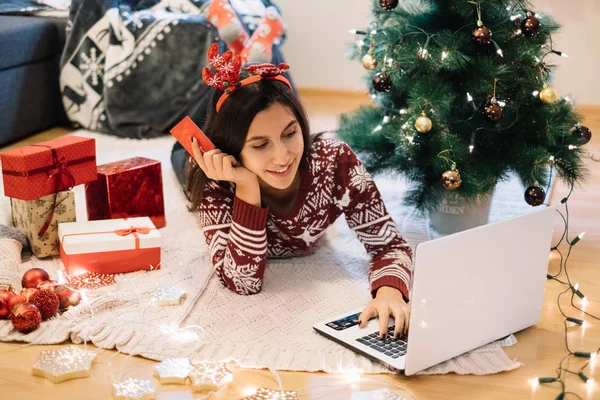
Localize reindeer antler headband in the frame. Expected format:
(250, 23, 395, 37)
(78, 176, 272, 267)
(202, 43, 292, 112)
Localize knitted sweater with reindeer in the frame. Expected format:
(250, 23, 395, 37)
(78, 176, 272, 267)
(197, 138, 413, 300)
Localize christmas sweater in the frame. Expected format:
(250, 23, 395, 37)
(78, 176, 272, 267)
(197, 138, 413, 300)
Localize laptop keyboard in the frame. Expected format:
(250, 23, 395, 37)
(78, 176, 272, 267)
(356, 326, 408, 359)
(325, 314, 408, 359)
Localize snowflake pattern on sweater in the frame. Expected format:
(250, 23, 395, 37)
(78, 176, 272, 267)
(197, 138, 413, 299)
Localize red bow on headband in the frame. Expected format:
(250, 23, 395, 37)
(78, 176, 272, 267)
(202, 43, 290, 95)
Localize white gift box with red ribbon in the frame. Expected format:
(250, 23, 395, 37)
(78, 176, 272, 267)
(58, 217, 161, 276)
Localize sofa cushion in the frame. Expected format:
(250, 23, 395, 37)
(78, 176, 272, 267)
(0, 16, 67, 71)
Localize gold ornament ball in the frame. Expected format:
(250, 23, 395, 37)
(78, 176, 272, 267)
(415, 114, 432, 133)
(539, 87, 558, 104)
(441, 169, 462, 190)
(361, 54, 377, 70)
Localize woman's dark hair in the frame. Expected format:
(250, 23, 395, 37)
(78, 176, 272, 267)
(185, 70, 312, 210)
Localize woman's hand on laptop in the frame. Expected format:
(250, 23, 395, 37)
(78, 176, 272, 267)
(358, 286, 410, 339)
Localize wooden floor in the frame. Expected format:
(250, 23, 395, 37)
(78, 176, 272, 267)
(0, 93, 599, 399)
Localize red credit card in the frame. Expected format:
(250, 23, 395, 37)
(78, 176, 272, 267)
(170, 116, 216, 156)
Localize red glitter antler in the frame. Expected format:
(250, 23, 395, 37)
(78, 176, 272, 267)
(202, 43, 243, 93)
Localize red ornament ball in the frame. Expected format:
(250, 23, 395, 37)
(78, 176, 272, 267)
(525, 185, 546, 206)
(379, 0, 398, 11)
(37, 280, 59, 291)
(56, 288, 82, 310)
(573, 125, 592, 145)
(372, 72, 392, 93)
(473, 26, 492, 45)
(521, 14, 541, 36)
(29, 289, 60, 320)
(7, 294, 26, 313)
(22, 268, 50, 289)
(0, 290, 16, 320)
(21, 288, 39, 302)
(10, 303, 42, 334)
(484, 102, 503, 122)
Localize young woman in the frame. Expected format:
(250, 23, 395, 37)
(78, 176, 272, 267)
(172, 44, 413, 339)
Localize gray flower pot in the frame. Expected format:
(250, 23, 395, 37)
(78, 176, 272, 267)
(429, 191, 494, 235)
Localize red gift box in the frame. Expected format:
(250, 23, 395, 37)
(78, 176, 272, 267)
(85, 157, 166, 228)
(1, 136, 97, 200)
(58, 217, 161, 276)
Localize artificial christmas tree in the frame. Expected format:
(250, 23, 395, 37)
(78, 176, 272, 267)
(340, 0, 590, 232)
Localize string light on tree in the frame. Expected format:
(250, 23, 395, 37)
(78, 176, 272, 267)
(492, 40, 504, 57)
(441, 48, 449, 61)
(550, 50, 569, 58)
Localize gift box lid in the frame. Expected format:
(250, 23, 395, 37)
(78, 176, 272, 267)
(98, 157, 160, 175)
(0, 135, 96, 174)
(1, 135, 97, 200)
(59, 217, 161, 255)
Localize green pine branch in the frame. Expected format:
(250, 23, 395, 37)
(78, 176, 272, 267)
(341, 0, 588, 212)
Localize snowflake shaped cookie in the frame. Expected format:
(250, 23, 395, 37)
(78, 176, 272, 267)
(153, 358, 194, 384)
(242, 387, 299, 399)
(188, 361, 232, 392)
(112, 378, 155, 400)
(32, 346, 97, 383)
(150, 287, 187, 306)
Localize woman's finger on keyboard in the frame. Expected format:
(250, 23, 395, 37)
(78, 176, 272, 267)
(402, 304, 410, 335)
(377, 306, 389, 338)
(391, 306, 404, 338)
(358, 306, 377, 328)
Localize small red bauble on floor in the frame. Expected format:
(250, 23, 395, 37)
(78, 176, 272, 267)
(21, 288, 39, 302)
(56, 288, 82, 310)
(10, 303, 42, 333)
(0, 290, 16, 319)
(29, 289, 60, 320)
(37, 280, 59, 291)
(22, 268, 50, 289)
(7, 293, 26, 313)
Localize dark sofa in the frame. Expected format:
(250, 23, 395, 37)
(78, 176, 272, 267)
(0, 16, 69, 147)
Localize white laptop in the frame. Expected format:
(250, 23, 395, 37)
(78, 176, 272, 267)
(314, 206, 555, 375)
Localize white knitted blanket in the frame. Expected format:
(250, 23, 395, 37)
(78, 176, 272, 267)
(0, 130, 535, 374)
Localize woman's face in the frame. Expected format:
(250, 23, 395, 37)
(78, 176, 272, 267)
(239, 102, 305, 191)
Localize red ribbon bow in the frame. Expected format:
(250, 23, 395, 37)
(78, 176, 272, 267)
(115, 227, 151, 236)
(115, 226, 151, 250)
(32, 145, 76, 238)
(46, 157, 69, 178)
